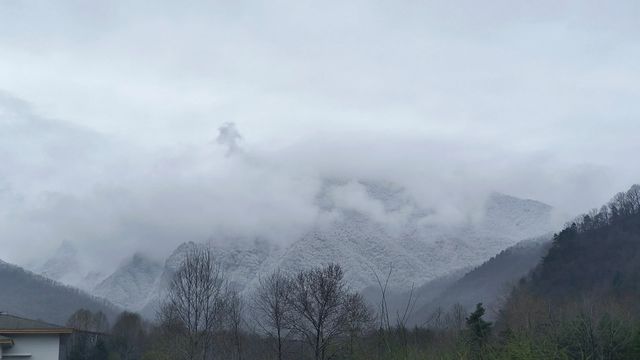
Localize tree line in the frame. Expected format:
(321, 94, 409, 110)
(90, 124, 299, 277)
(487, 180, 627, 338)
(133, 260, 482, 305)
(64, 245, 376, 360)
(63, 246, 640, 360)
(63, 185, 640, 359)
(63, 245, 500, 360)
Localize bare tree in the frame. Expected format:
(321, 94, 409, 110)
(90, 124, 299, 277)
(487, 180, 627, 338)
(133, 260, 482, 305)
(445, 303, 467, 332)
(228, 289, 245, 360)
(371, 265, 393, 332)
(157, 246, 228, 360)
(371, 265, 393, 355)
(344, 293, 375, 358)
(111, 311, 147, 360)
(65, 309, 110, 360)
(371, 264, 418, 359)
(426, 306, 445, 330)
(251, 269, 292, 360)
(66, 309, 93, 331)
(66, 309, 109, 332)
(286, 263, 370, 360)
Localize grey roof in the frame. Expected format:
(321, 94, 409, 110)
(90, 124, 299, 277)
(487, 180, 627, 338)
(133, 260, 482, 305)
(0, 313, 71, 333)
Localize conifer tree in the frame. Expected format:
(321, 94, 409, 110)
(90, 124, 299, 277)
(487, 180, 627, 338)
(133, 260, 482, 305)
(466, 303, 492, 358)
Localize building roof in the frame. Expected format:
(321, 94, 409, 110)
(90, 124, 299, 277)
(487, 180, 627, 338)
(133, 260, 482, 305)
(0, 313, 72, 334)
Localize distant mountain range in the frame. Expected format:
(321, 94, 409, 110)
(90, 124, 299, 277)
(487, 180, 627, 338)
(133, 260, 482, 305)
(29, 180, 559, 318)
(33, 241, 108, 292)
(93, 254, 164, 311)
(0, 259, 118, 325)
(12, 182, 640, 331)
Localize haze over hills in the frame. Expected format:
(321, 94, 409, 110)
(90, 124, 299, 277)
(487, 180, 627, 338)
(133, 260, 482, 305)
(0, 259, 118, 325)
(32, 180, 560, 316)
(408, 234, 552, 326)
(520, 184, 640, 300)
(2, 1, 639, 357)
(33, 240, 108, 292)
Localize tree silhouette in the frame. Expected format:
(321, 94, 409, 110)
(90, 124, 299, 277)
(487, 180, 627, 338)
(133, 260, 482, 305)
(466, 303, 492, 357)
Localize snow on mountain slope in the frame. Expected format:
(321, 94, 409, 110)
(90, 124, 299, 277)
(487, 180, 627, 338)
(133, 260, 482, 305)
(137, 239, 281, 317)
(266, 191, 553, 292)
(93, 253, 163, 311)
(35, 241, 86, 287)
(480, 192, 554, 240)
(35, 180, 557, 316)
(32, 241, 107, 292)
(123, 181, 557, 316)
(79, 271, 109, 292)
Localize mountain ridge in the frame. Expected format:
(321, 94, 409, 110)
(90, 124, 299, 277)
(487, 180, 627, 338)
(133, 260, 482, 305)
(31, 182, 559, 317)
(0, 258, 119, 325)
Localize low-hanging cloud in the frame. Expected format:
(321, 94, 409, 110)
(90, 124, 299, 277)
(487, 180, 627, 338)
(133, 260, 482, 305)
(1, 91, 632, 276)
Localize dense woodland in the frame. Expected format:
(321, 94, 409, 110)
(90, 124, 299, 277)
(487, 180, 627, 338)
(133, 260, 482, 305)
(59, 185, 640, 359)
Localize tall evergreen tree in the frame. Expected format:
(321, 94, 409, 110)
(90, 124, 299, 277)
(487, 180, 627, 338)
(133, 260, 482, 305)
(466, 303, 492, 358)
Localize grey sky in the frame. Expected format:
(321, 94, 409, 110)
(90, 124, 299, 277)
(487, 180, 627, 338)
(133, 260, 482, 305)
(0, 1, 639, 268)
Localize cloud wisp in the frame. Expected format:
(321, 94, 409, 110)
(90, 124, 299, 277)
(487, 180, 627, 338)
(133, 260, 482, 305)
(0, 92, 630, 274)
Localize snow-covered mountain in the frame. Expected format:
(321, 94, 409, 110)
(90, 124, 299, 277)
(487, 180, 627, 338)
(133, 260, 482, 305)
(93, 253, 163, 311)
(32, 180, 559, 317)
(36, 241, 81, 283)
(98, 181, 556, 316)
(254, 180, 556, 293)
(33, 241, 107, 292)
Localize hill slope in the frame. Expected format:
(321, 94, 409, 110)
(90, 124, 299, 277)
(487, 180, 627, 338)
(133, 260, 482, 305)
(526, 184, 640, 299)
(34, 181, 557, 316)
(0, 260, 118, 325)
(93, 254, 163, 311)
(410, 234, 552, 325)
(32, 241, 107, 292)
(122, 182, 555, 316)
(493, 185, 640, 360)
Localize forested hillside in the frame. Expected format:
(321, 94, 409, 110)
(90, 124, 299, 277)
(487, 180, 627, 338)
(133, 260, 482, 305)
(527, 185, 640, 299)
(494, 184, 640, 359)
(411, 234, 551, 325)
(0, 259, 118, 325)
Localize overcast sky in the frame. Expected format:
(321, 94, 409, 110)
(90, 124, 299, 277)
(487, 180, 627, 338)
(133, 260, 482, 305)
(1, 0, 639, 268)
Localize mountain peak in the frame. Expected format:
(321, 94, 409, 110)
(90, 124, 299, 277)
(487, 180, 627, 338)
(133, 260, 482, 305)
(37, 241, 81, 283)
(90, 185, 558, 315)
(93, 253, 163, 311)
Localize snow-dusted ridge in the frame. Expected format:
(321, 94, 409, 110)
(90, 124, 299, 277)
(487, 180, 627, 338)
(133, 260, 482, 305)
(34, 181, 558, 316)
(93, 253, 163, 311)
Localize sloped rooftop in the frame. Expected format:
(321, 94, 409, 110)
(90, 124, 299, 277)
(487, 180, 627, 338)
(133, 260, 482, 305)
(0, 313, 71, 334)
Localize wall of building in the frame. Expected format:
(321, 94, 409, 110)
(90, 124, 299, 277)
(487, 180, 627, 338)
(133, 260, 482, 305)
(1, 334, 60, 359)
